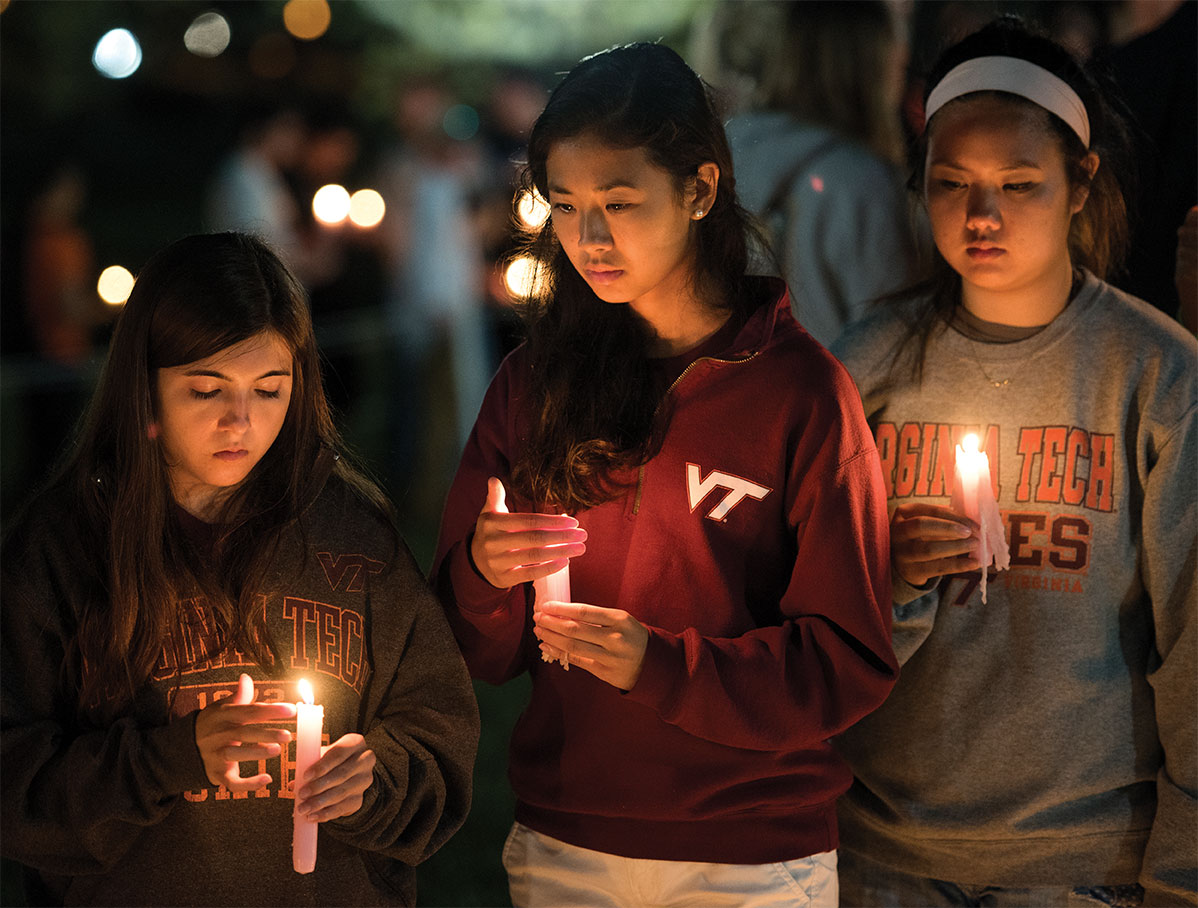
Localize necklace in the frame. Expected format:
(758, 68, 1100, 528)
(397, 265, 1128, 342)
(970, 344, 1012, 388)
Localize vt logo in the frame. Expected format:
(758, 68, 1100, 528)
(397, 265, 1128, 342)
(686, 463, 772, 521)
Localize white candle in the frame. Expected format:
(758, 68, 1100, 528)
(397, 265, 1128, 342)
(951, 433, 1010, 603)
(293, 678, 323, 874)
(533, 560, 571, 606)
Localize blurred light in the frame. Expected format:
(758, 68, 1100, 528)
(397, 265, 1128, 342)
(516, 189, 551, 229)
(283, 0, 331, 40)
(443, 104, 480, 142)
(810, 175, 825, 193)
(97, 266, 134, 305)
(312, 184, 350, 225)
(348, 189, 385, 229)
(249, 32, 296, 80)
(184, 12, 231, 58)
(92, 28, 142, 79)
(504, 255, 538, 300)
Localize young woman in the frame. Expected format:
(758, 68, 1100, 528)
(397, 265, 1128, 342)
(1, 232, 479, 906)
(432, 42, 898, 907)
(830, 18, 1197, 906)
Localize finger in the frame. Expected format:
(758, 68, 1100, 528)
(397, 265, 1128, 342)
(897, 535, 978, 561)
(484, 477, 509, 514)
(217, 703, 298, 724)
(533, 612, 611, 646)
(480, 514, 584, 536)
(221, 741, 286, 761)
(892, 517, 977, 543)
(217, 726, 293, 746)
(893, 501, 976, 527)
(230, 673, 254, 706)
(493, 556, 578, 587)
(222, 770, 273, 792)
(534, 601, 619, 626)
(302, 749, 375, 799)
(534, 625, 607, 662)
(304, 734, 365, 782)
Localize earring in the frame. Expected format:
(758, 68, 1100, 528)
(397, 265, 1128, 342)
(693, 209, 705, 219)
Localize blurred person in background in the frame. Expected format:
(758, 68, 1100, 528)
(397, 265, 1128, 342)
(23, 161, 104, 368)
(727, 0, 923, 349)
(1095, 0, 1196, 326)
(205, 107, 306, 269)
(377, 74, 496, 526)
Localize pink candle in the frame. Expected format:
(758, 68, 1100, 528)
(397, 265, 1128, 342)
(293, 678, 323, 874)
(950, 433, 1010, 603)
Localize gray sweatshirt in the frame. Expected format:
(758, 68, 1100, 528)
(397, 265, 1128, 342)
(831, 272, 1197, 903)
(727, 112, 920, 349)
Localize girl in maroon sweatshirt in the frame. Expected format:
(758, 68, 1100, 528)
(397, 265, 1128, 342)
(433, 42, 898, 907)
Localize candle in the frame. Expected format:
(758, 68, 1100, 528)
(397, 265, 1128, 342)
(533, 560, 571, 607)
(293, 678, 323, 874)
(951, 433, 1010, 603)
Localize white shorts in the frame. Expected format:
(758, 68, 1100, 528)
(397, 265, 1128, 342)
(502, 821, 839, 907)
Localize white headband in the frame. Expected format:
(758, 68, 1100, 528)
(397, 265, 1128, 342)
(925, 55, 1090, 148)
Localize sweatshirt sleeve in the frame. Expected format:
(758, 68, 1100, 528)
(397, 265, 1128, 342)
(322, 541, 480, 866)
(1138, 401, 1198, 905)
(0, 540, 209, 874)
(430, 356, 535, 685)
(625, 391, 900, 752)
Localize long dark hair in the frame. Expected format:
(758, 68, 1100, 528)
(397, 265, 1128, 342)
(511, 42, 762, 512)
(887, 16, 1134, 378)
(17, 232, 395, 719)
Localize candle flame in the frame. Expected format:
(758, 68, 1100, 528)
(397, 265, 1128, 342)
(298, 678, 313, 705)
(962, 433, 980, 454)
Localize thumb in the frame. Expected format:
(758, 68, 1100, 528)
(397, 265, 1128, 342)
(231, 673, 254, 706)
(483, 477, 509, 515)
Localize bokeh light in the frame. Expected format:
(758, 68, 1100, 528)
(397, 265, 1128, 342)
(312, 184, 351, 225)
(184, 12, 231, 58)
(516, 189, 551, 229)
(443, 104, 480, 141)
(348, 189, 386, 229)
(504, 255, 539, 300)
(97, 266, 135, 306)
(283, 0, 331, 41)
(92, 28, 142, 79)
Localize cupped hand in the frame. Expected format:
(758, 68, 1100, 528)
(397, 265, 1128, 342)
(533, 601, 649, 691)
(193, 673, 297, 790)
(890, 501, 980, 587)
(295, 733, 377, 822)
(471, 477, 587, 589)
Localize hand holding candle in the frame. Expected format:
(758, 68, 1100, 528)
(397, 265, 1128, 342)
(950, 433, 1010, 602)
(193, 673, 295, 791)
(470, 477, 586, 590)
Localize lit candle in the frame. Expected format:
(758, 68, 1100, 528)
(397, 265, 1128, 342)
(293, 678, 323, 874)
(951, 433, 1010, 603)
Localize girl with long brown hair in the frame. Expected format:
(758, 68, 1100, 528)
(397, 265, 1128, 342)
(1, 232, 478, 906)
(432, 43, 898, 906)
